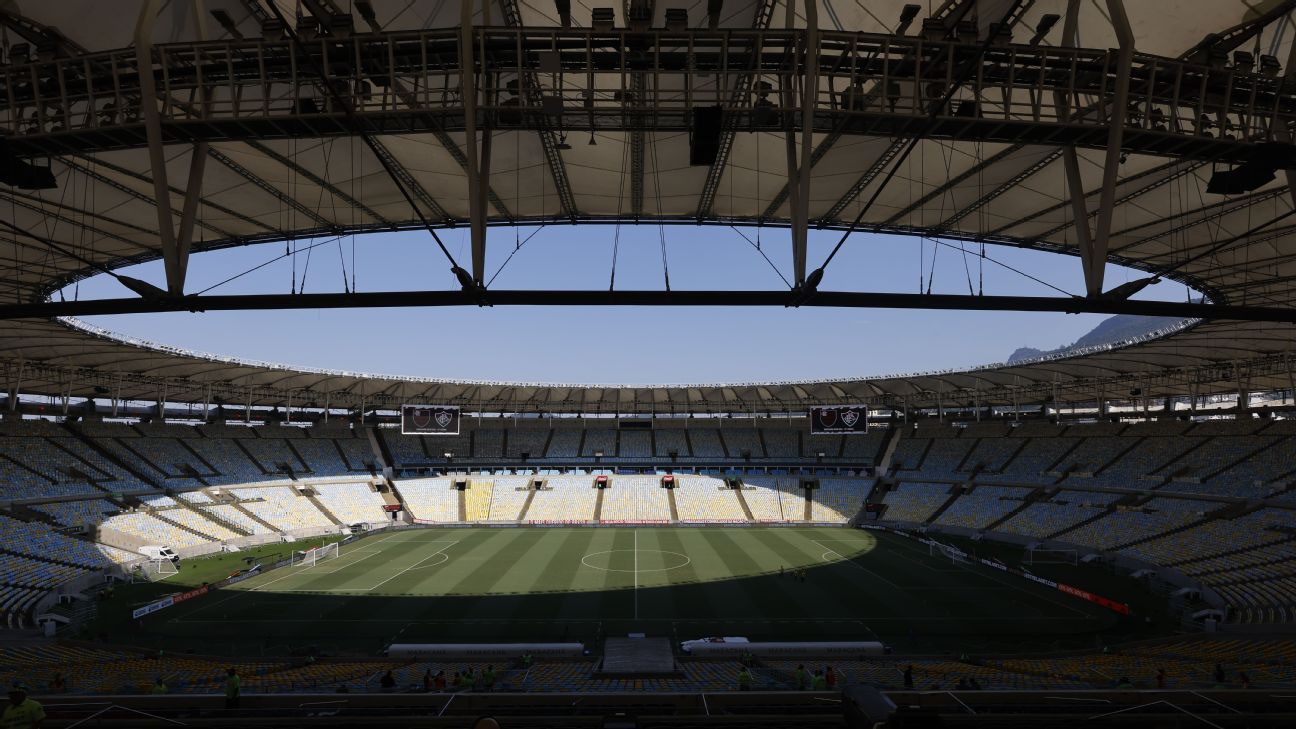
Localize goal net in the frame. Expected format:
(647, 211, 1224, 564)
(1024, 547, 1079, 565)
(294, 542, 340, 568)
(136, 558, 178, 582)
(928, 541, 969, 565)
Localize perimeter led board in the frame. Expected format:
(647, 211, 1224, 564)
(809, 406, 868, 434)
(401, 405, 461, 435)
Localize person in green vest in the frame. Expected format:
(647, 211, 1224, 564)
(811, 669, 827, 690)
(151, 677, 168, 694)
(3, 684, 45, 729)
(737, 667, 753, 691)
(223, 668, 240, 709)
(482, 665, 496, 691)
(794, 665, 808, 690)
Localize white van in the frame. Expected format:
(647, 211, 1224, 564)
(139, 545, 180, 564)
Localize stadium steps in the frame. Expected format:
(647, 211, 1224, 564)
(953, 438, 982, 472)
(6, 504, 62, 528)
(612, 429, 620, 458)
(1200, 437, 1290, 484)
(1084, 437, 1147, 479)
(732, 487, 755, 521)
(176, 440, 222, 478)
(921, 486, 963, 524)
(666, 487, 679, 521)
(987, 437, 1034, 476)
(150, 510, 220, 541)
(302, 489, 345, 526)
(1045, 494, 1138, 541)
(539, 429, 556, 458)
(593, 486, 605, 523)
(457, 488, 467, 522)
(983, 488, 1044, 531)
(63, 424, 161, 490)
(516, 481, 539, 521)
(225, 499, 281, 533)
(173, 494, 252, 537)
(283, 441, 316, 477)
(368, 425, 391, 472)
(802, 489, 813, 521)
(876, 427, 902, 472)
(233, 438, 298, 477)
(107, 438, 173, 480)
(1172, 535, 1296, 573)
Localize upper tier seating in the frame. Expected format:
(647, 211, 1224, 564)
(686, 429, 724, 459)
(619, 431, 653, 459)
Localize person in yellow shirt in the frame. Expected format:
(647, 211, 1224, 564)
(2, 684, 44, 729)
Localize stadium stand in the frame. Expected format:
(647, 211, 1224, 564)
(672, 476, 745, 522)
(486, 476, 533, 520)
(525, 476, 597, 522)
(879, 482, 955, 523)
(811, 478, 874, 522)
(231, 486, 334, 531)
(394, 478, 460, 522)
(311, 482, 389, 525)
(740, 477, 794, 521)
(931, 485, 1033, 529)
(600, 476, 671, 521)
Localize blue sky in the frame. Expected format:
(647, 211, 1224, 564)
(64, 225, 1194, 385)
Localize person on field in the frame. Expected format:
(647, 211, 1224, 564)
(811, 670, 827, 690)
(824, 666, 836, 689)
(380, 670, 396, 692)
(483, 665, 496, 691)
(3, 684, 44, 729)
(794, 664, 808, 690)
(737, 666, 753, 691)
(151, 677, 168, 694)
(902, 665, 914, 689)
(433, 670, 447, 692)
(422, 669, 433, 693)
(223, 668, 240, 709)
(47, 674, 64, 694)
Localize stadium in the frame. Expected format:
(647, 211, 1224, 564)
(0, 0, 1295, 726)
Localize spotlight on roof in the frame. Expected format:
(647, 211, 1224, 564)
(117, 275, 169, 300)
(554, 0, 571, 27)
(707, 0, 723, 30)
(897, 4, 921, 32)
(1030, 14, 1060, 45)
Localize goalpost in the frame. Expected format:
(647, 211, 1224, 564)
(927, 541, 969, 565)
(139, 558, 178, 581)
(294, 542, 341, 568)
(1024, 547, 1079, 566)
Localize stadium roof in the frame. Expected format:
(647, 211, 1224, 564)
(0, 0, 1294, 412)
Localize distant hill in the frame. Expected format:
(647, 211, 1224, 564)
(1007, 313, 1183, 364)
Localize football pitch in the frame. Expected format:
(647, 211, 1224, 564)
(132, 527, 1133, 655)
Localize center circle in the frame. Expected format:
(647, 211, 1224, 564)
(581, 549, 692, 573)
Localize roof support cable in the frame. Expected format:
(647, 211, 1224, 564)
(804, 0, 1026, 295)
(259, 2, 476, 299)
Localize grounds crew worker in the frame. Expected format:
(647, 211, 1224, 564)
(3, 683, 44, 729)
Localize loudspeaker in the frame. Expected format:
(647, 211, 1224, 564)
(690, 106, 724, 166)
(1206, 142, 1296, 194)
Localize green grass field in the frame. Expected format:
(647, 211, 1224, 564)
(100, 527, 1163, 657)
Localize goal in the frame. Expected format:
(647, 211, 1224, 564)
(1024, 547, 1079, 566)
(141, 557, 178, 581)
(294, 542, 340, 568)
(928, 541, 970, 565)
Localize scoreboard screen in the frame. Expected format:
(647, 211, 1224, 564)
(809, 406, 869, 435)
(401, 405, 461, 435)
